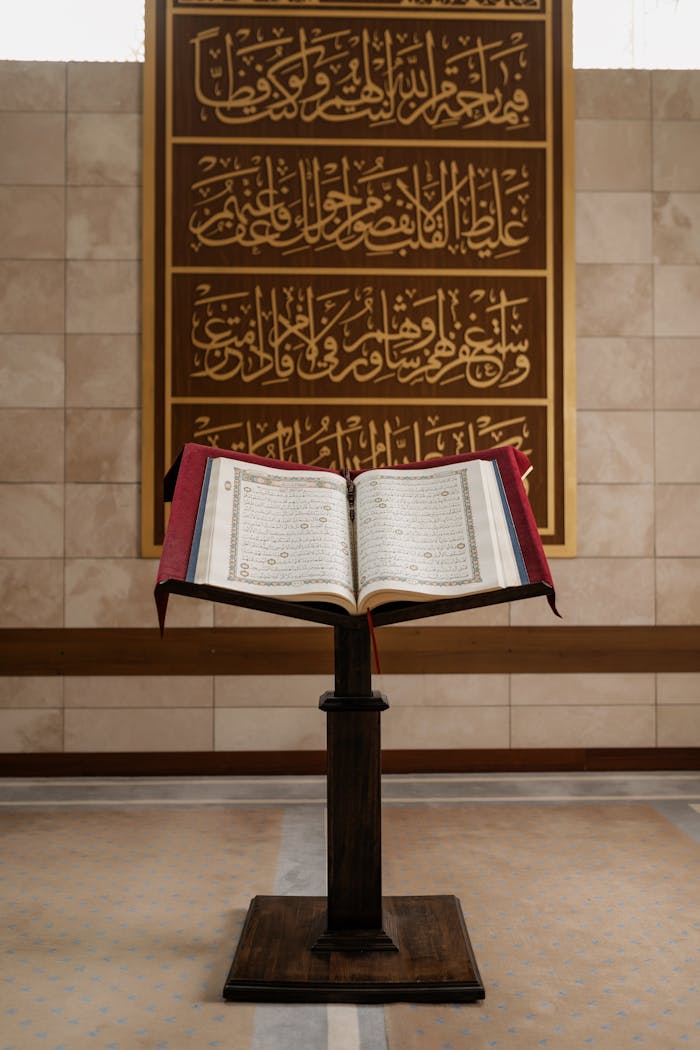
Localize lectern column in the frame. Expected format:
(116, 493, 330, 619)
(313, 618, 396, 952)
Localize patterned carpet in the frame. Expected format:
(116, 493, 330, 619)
(1, 787, 699, 1049)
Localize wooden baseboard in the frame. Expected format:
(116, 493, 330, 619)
(1, 626, 699, 675)
(1, 748, 698, 777)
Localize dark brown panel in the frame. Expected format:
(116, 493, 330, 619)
(143, 0, 573, 551)
(172, 273, 547, 400)
(172, 404, 549, 523)
(173, 13, 546, 141)
(173, 142, 546, 270)
(175, 0, 545, 9)
(2, 626, 699, 676)
(1, 748, 698, 777)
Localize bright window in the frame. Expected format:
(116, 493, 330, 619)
(574, 0, 700, 69)
(0, 0, 698, 68)
(2, 0, 146, 62)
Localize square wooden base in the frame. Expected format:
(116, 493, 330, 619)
(223, 894, 485, 1003)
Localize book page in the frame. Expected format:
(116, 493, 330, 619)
(354, 460, 524, 611)
(194, 458, 356, 609)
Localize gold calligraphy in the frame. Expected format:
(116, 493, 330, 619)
(143, 0, 572, 550)
(185, 408, 534, 471)
(185, 148, 538, 263)
(190, 23, 531, 133)
(178, 1, 543, 10)
(188, 281, 534, 391)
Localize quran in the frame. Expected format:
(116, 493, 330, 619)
(157, 444, 555, 620)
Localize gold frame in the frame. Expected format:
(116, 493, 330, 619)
(141, 0, 576, 558)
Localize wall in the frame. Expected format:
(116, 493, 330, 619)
(0, 62, 698, 759)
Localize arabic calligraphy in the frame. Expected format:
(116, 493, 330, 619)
(183, 407, 534, 471)
(183, 147, 538, 263)
(178, 1, 543, 10)
(190, 22, 532, 133)
(187, 280, 535, 391)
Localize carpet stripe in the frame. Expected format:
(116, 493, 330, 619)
(358, 1006, 389, 1050)
(328, 1005, 361, 1050)
(251, 805, 328, 1050)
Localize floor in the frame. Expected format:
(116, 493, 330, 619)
(1, 773, 699, 1050)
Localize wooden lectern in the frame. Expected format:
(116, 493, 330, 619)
(155, 443, 556, 1003)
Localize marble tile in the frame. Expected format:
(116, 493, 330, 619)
(0, 559, 63, 627)
(577, 484, 654, 557)
(655, 338, 700, 409)
(65, 335, 139, 407)
(65, 676, 213, 708)
(64, 708, 213, 752)
(0, 114, 65, 184)
(654, 266, 700, 337)
(576, 337, 653, 410)
(382, 706, 509, 749)
(655, 412, 700, 482)
(576, 193, 652, 264)
(0, 61, 65, 111)
(213, 603, 307, 627)
(0, 409, 64, 482)
(374, 673, 508, 707)
(653, 193, 700, 265)
(67, 187, 140, 260)
(657, 706, 700, 747)
(67, 62, 142, 113)
(657, 672, 700, 704)
(0, 709, 63, 752)
(0, 335, 64, 408)
(419, 602, 511, 628)
(575, 70, 651, 120)
(510, 558, 655, 626)
(0, 483, 63, 557)
(65, 409, 138, 483)
(66, 261, 140, 334)
(511, 673, 655, 707)
(0, 187, 64, 259)
(0, 261, 64, 333)
(215, 675, 333, 707)
(215, 707, 324, 750)
(161, 591, 215, 628)
(67, 113, 141, 186)
(653, 71, 700, 120)
(653, 122, 700, 191)
(576, 265, 653, 337)
(577, 411, 654, 484)
(511, 705, 655, 748)
(575, 121, 651, 191)
(655, 485, 700, 557)
(65, 558, 212, 628)
(656, 559, 700, 625)
(0, 677, 62, 709)
(65, 483, 138, 557)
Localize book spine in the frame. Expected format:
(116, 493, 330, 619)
(185, 457, 214, 582)
(493, 463, 529, 585)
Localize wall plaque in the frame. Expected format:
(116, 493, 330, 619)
(142, 0, 575, 555)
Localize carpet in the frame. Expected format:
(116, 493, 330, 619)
(0, 802, 698, 1049)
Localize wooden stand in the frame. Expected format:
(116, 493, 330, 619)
(223, 616, 485, 1003)
(159, 445, 554, 1002)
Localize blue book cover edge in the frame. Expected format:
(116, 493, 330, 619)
(493, 462, 529, 585)
(186, 457, 214, 582)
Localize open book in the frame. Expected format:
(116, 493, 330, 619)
(184, 454, 530, 615)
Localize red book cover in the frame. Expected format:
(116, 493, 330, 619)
(155, 443, 557, 630)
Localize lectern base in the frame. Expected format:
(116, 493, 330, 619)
(223, 894, 485, 1003)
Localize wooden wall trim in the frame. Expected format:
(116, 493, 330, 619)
(1, 748, 698, 777)
(1, 626, 699, 676)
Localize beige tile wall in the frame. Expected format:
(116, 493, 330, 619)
(0, 62, 698, 753)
